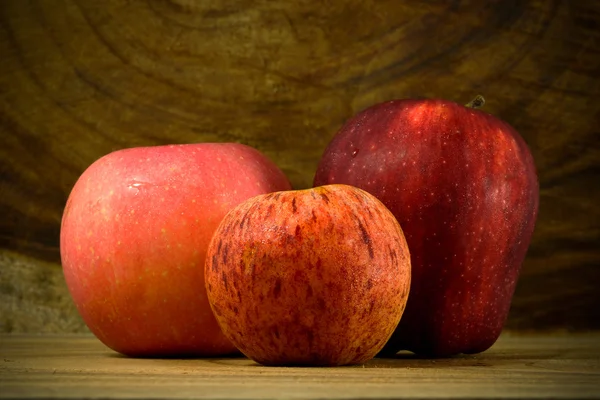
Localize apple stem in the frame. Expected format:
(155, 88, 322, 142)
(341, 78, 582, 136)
(465, 95, 485, 109)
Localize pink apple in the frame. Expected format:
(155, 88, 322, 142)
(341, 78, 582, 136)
(60, 143, 291, 357)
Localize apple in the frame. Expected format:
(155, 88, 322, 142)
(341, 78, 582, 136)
(314, 96, 539, 357)
(204, 184, 411, 366)
(60, 143, 292, 357)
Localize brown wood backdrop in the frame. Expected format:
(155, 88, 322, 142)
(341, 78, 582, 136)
(0, 1, 598, 333)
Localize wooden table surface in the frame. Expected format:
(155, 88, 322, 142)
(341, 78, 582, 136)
(1, 333, 599, 399)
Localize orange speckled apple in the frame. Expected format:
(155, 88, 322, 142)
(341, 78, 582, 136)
(60, 143, 291, 357)
(205, 184, 411, 366)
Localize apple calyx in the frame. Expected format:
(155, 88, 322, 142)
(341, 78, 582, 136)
(465, 95, 485, 109)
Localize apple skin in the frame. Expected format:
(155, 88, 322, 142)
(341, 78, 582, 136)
(60, 143, 292, 357)
(205, 184, 411, 366)
(314, 98, 539, 357)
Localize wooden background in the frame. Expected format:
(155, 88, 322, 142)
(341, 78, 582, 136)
(0, 1, 598, 333)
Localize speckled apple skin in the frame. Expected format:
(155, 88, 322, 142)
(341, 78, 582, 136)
(314, 98, 539, 357)
(205, 184, 411, 366)
(60, 143, 291, 357)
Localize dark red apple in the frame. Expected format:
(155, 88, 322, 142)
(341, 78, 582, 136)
(205, 184, 411, 366)
(314, 96, 539, 357)
(60, 143, 291, 357)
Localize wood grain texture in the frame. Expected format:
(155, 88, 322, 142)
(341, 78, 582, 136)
(0, 1, 599, 332)
(1, 333, 599, 399)
(0, 250, 87, 333)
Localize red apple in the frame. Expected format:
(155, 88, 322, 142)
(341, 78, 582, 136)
(314, 97, 539, 357)
(60, 143, 291, 357)
(205, 184, 411, 366)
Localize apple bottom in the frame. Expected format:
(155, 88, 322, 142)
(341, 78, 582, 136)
(67, 265, 239, 358)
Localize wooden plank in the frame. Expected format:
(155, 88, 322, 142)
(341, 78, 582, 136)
(1, 333, 599, 399)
